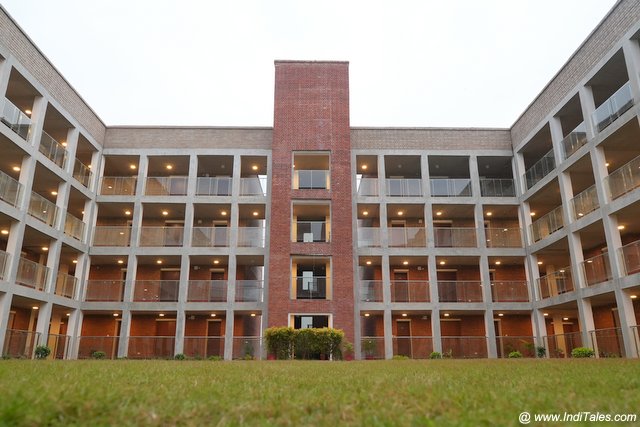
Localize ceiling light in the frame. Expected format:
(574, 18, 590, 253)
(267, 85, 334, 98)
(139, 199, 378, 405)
(156, 260, 163, 264)
(87, 165, 91, 169)
(1, 230, 8, 235)
(113, 313, 119, 317)
(366, 260, 372, 265)
(213, 260, 220, 265)
(159, 313, 165, 317)
(559, 269, 565, 273)
(402, 260, 409, 265)
(42, 247, 48, 251)
(117, 260, 124, 264)
(498, 313, 504, 317)
(12, 166, 20, 172)
(543, 313, 549, 317)
(61, 142, 67, 147)
(25, 109, 31, 115)
(630, 295, 637, 299)
(439, 261, 446, 265)
(605, 162, 610, 167)
(361, 165, 368, 170)
(72, 260, 78, 264)
(108, 185, 113, 189)
(397, 211, 404, 216)
(537, 261, 543, 265)
(362, 211, 368, 216)
(578, 213, 584, 217)
(587, 260, 593, 264)
(486, 212, 492, 216)
(81, 211, 85, 215)
(66, 313, 71, 317)
(166, 165, 173, 170)
(124, 210, 131, 215)
(253, 211, 259, 216)
(436, 211, 442, 216)
(162, 210, 169, 216)
(210, 313, 217, 317)
(618, 225, 625, 230)
(32, 306, 38, 310)
(252, 165, 258, 171)
(51, 191, 58, 196)
(495, 261, 501, 265)
(563, 317, 569, 321)
(130, 164, 137, 170)
(250, 313, 256, 317)
(364, 313, 370, 317)
(221, 211, 227, 216)
(530, 212, 536, 216)
(443, 313, 450, 317)
(402, 313, 408, 317)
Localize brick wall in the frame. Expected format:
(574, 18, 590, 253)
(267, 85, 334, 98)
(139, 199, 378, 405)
(351, 128, 511, 150)
(498, 315, 532, 336)
(81, 314, 119, 336)
(592, 304, 617, 329)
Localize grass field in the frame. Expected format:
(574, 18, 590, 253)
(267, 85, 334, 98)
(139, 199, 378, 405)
(0, 359, 639, 426)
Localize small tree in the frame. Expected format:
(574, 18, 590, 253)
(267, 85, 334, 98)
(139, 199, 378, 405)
(264, 327, 295, 360)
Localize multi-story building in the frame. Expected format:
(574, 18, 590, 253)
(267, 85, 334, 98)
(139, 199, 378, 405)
(1, 1, 639, 360)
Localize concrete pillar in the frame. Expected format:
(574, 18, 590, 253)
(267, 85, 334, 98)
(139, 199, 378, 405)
(66, 309, 82, 359)
(577, 297, 596, 355)
(0, 292, 13, 354)
(381, 254, 392, 359)
(383, 308, 393, 359)
(614, 289, 639, 358)
(622, 39, 640, 104)
(578, 86, 597, 140)
(34, 301, 52, 349)
(117, 310, 131, 358)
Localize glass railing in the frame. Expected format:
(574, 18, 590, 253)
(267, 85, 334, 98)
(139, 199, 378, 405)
(191, 227, 229, 247)
(386, 178, 422, 197)
(0, 250, 9, 281)
(390, 280, 430, 302)
(485, 228, 522, 248)
(524, 149, 555, 190)
(560, 122, 588, 160)
(620, 239, 640, 276)
(100, 177, 137, 195)
(440, 336, 488, 359)
(0, 170, 23, 207)
(388, 227, 426, 247)
(360, 280, 383, 302)
(632, 325, 639, 358)
(196, 177, 232, 196)
(2, 330, 40, 359)
(133, 280, 179, 302)
(92, 226, 131, 246)
(55, 272, 77, 298)
(237, 227, 266, 247)
(64, 212, 85, 241)
(232, 337, 262, 360)
(361, 337, 385, 360)
(490, 281, 529, 302)
(1, 99, 31, 140)
(294, 170, 329, 190)
(357, 177, 378, 196)
(590, 327, 624, 358)
(393, 336, 434, 359)
(77, 336, 119, 359)
(47, 334, 70, 359)
(295, 221, 328, 242)
(84, 280, 125, 301)
(39, 131, 68, 169)
(430, 178, 472, 197)
(479, 178, 515, 197)
(592, 81, 634, 133)
(128, 336, 175, 359)
(357, 227, 381, 247)
(73, 159, 93, 189)
(496, 336, 535, 358)
(605, 154, 640, 200)
(537, 267, 574, 299)
(437, 281, 483, 302)
(295, 277, 327, 300)
(581, 252, 612, 286)
(434, 227, 476, 247)
(28, 192, 58, 227)
(16, 257, 49, 291)
(239, 177, 267, 196)
(145, 176, 188, 196)
(187, 280, 227, 302)
(183, 337, 225, 359)
(570, 185, 599, 220)
(235, 280, 263, 302)
(139, 227, 184, 247)
(544, 332, 582, 358)
(530, 206, 564, 242)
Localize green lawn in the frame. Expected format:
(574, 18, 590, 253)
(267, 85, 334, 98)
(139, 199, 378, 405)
(0, 359, 638, 426)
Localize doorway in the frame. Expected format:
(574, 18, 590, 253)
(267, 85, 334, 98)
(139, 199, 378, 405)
(393, 270, 409, 302)
(396, 320, 412, 357)
(206, 319, 223, 357)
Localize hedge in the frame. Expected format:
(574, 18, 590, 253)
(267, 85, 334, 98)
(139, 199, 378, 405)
(264, 327, 344, 360)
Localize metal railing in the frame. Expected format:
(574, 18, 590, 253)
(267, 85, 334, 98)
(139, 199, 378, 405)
(437, 281, 483, 302)
(237, 227, 266, 247)
(560, 122, 588, 160)
(39, 131, 68, 169)
(64, 212, 85, 241)
(430, 178, 472, 197)
(77, 336, 119, 359)
(386, 178, 422, 197)
(390, 280, 430, 302)
(0, 250, 9, 281)
(632, 326, 639, 357)
(490, 281, 529, 302)
(524, 149, 555, 190)
(479, 178, 515, 197)
(73, 158, 93, 189)
(590, 327, 624, 358)
(196, 177, 232, 196)
(357, 177, 378, 196)
(537, 267, 574, 299)
(620, 239, 640, 276)
(28, 191, 58, 227)
(295, 221, 328, 242)
(388, 227, 426, 247)
(581, 252, 612, 286)
(294, 170, 329, 190)
(191, 227, 229, 247)
(361, 337, 385, 360)
(495, 336, 535, 358)
(16, 257, 49, 291)
(295, 277, 327, 300)
(145, 176, 188, 196)
(530, 206, 564, 242)
(93, 226, 131, 246)
(232, 336, 262, 359)
(1, 98, 31, 139)
(133, 280, 179, 302)
(240, 177, 267, 196)
(128, 336, 175, 359)
(84, 280, 125, 301)
(605, 154, 640, 201)
(100, 176, 137, 195)
(434, 227, 476, 247)
(235, 280, 263, 302)
(55, 272, 77, 298)
(440, 336, 488, 358)
(360, 280, 383, 302)
(0, 170, 23, 207)
(592, 81, 634, 133)
(2, 329, 40, 358)
(570, 184, 599, 220)
(393, 336, 433, 358)
(47, 334, 71, 359)
(485, 227, 522, 248)
(183, 337, 225, 359)
(139, 226, 184, 247)
(187, 280, 227, 302)
(544, 332, 582, 358)
(357, 227, 381, 247)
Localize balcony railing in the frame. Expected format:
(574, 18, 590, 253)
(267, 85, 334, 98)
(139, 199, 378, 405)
(92, 226, 131, 246)
(2, 330, 40, 359)
(240, 177, 267, 196)
(590, 327, 624, 358)
(537, 267, 574, 299)
(434, 227, 476, 248)
(357, 227, 381, 247)
(16, 257, 49, 291)
(1, 99, 30, 140)
(393, 336, 433, 359)
(361, 337, 385, 360)
(386, 178, 422, 197)
(133, 280, 179, 302)
(524, 149, 555, 190)
(146, 176, 188, 196)
(184, 337, 225, 359)
(295, 277, 327, 300)
(84, 280, 125, 301)
(232, 336, 262, 360)
(191, 227, 229, 247)
(581, 252, 612, 286)
(430, 178, 472, 197)
(485, 228, 522, 248)
(490, 281, 529, 302)
(605, 154, 640, 201)
(238, 227, 266, 247)
(360, 280, 383, 302)
(77, 336, 119, 359)
(45, 333, 68, 359)
(437, 281, 483, 303)
(55, 272, 77, 299)
(39, 131, 68, 169)
(530, 206, 563, 242)
(196, 177, 232, 196)
(0, 250, 9, 281)
(73, 159, 93, 189)
(295, 221, 328, 242)
(235, 280, 263, 302)
(592, 81, 634, 133)
(187, 280, 227, 302)
(632, 325, 640, 357)
(390, 280, 430, 302)
(100, 177, 137, 195)
(128, 336, 175, 359)
(570, 185, 599, 220)
(560, 122, 588, 160)
(544, 332, 582, 358)
(357, 177, 378, 196)
(620, 239, 640, 276)
(294, 170, 329, 190)
(139, 226, 184, 247)
(28, 192, 58, 227)
(64, 212, 85, 241)
(0, 170, 23, 207)
(495, 336, 535, 358)
(388, 227, 426, 247)
(479, 178, 515, 197)
(441, 336, 488, 358)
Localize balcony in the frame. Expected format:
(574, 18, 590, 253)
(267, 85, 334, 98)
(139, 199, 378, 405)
(388, 227, 426, 247)
(581, 252, 612, 286)
(605, 154, 640, 201)
(429, 178, 471, 197)
(240, 177, 267, 196)
(145, 177, 188, 196)
(92, 226, 131, 246)
(357, 227, 381, 247)
(235, 280, 263, 302)
(570, 185, 599, 220)
(28, 192, 58, 228)
(434, 227, 476, 248)
(184, 337, 225, 359)
(357, 177, 378, 197)
(64, 212, 85, 241)
(187, 280, 227, 302)
(524, 149, 555, 190)
(440, 336, 488, 358)
(620, 239, 640, 275)
(294, 221, 328, 243)
(100, 177, 137, 196)
(39, 131, 68, 169)
(0, 250, 9, 280)
(360, 280, 383, 302)
(390, 280, 430, 302)
(490, 281, 529, 302)
(437, 281, 483, 302)
(77, 336, 119, 359)
(295, 277, 327, 300)
(1, 98, 31, 140)
(237, 227, 265, 248)
(139, 227, 184, 247)
(191, 227, 228, 247)
(55, 272, 77, 298)
(2, 330, 39, 359)
(128, 336, 175, 359)
(0, 170, 22, 207)
(537, 267, 574, 298)
(479, 179, 515, 197)
(485, 228, 522, 248)
(544, 332, 582, 358)
(294, 170, 329, 190)
(84, 280, 125, 301)
(592, 81, 633, 133)
(393, 337, 433, 359)
(530, 206, 563, 242)
(386, 178, 422, 197)
(16, 257, 49, 291)
(73, 159, 93, 189)
(560, 122, 588, 160)
(590, 327, 624, 357)
(133, 280, 179, 302)
(196, 177, 232, 196)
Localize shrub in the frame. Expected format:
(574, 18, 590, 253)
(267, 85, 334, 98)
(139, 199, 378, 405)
(91, 351, 107, 360)
(342, 341, 354, 360)
(508, 351, 522, 358)
(536, 346, 547, 358)
(1, 354, 11, 360)
(429, 352, 442, 359)
(174, 353, 186, 360)
(264, 326, 295, 360)
(34, 346, 51, 360)
(208, 355, 223, 361)
(571, 347, 595, 358)
(392, 355, 409, 360)
(243, 354, 254, 361)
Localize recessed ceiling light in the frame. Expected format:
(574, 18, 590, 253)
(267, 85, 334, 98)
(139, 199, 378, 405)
(439, 261, 446, 265)
(563, 317, 569, 321)
(166, 165, 173, 170)
(486, 212, 492, 216)
(443, 313, 450, 317)
(530, 212, 536, 216)
(113, 313, 119, 317)
(81, 211, 85, 215)
(210, 313, 217, 317)
(250, 313, 256, 317)
(32, 306, 38, 310)
(252, 165, 258, 171)
(402, 313, 407, 317)
(66, 313, 71, 317)
(362, 211, 369, 216)
(12, 166, 20, 172)
(213, 260, 220, 264)
(117, 260, 124, 264)
(578, 213, 584, 217)
(630, 295, 637, 299)
(61, 142, 67, 147)
(364, 313, 370, 317)
(72, 260, 78, 264)
(402, 260, 409, 265)
(543, 313, 549, 316)
(365, 260, 372, 265)
(42, 247, 48, 251)
(0, 230, 8, 235)
(130, 164, 137, 170)
(498, 313, 504, 317)
(221, 211, 227, 216)
(495, 261, 501, 265)
(162, 210, 169, 216)
(159, 313, 165, 317)
(51, 191, 58, 196)
(361, 165, 368, 170)
(156, 260, 163, 264)
(605, 162, 610, 167)
(124, 210, 131, 215)
(397, 211, 404, 216)
(436, 211, 442, 216)
(537, 261, 543, 265)
(618, 225, 625, 230)
(25, 109, 32, 115)
(253, 211, 259, 216)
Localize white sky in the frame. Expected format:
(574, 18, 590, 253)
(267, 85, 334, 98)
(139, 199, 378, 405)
(1, 0, 618, 128)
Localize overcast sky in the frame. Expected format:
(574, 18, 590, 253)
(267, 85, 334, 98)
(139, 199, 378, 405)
(2, 0, 618, 128)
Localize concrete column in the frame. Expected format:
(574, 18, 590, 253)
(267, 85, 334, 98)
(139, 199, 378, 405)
(578, 86, 597, 140)
(0, 291, 13, 353)
(481, 255, 497, 358)
(531, 310, 549, 358)
(622, 39, 640, 104)
(551, 315, 567, 357)
(34, 301, 52, 349)
(427, 255, 441, 353)
(117, 310, 132, 358)
(577, 297, 596, 355)
(383, 308, 393, 359)
(174, 309, 185, 356)
(614, 289, 638, 357)
(66, 309, 82, 359)
(421, 153, 430, 198)
(63, 128, 80, 176)
(223, 310, 234, 361)
(27, 96, 47, 149)
(381, 254, 392, 359)
(549, 116, 565, 165)
(0, 56, 14, 100)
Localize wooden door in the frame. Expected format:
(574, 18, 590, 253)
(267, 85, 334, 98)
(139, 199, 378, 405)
(396, 320, 412, 357)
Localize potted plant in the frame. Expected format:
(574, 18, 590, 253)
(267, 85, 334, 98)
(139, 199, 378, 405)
(342, 341, 354, 361)
(362, 339, 377, 360)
